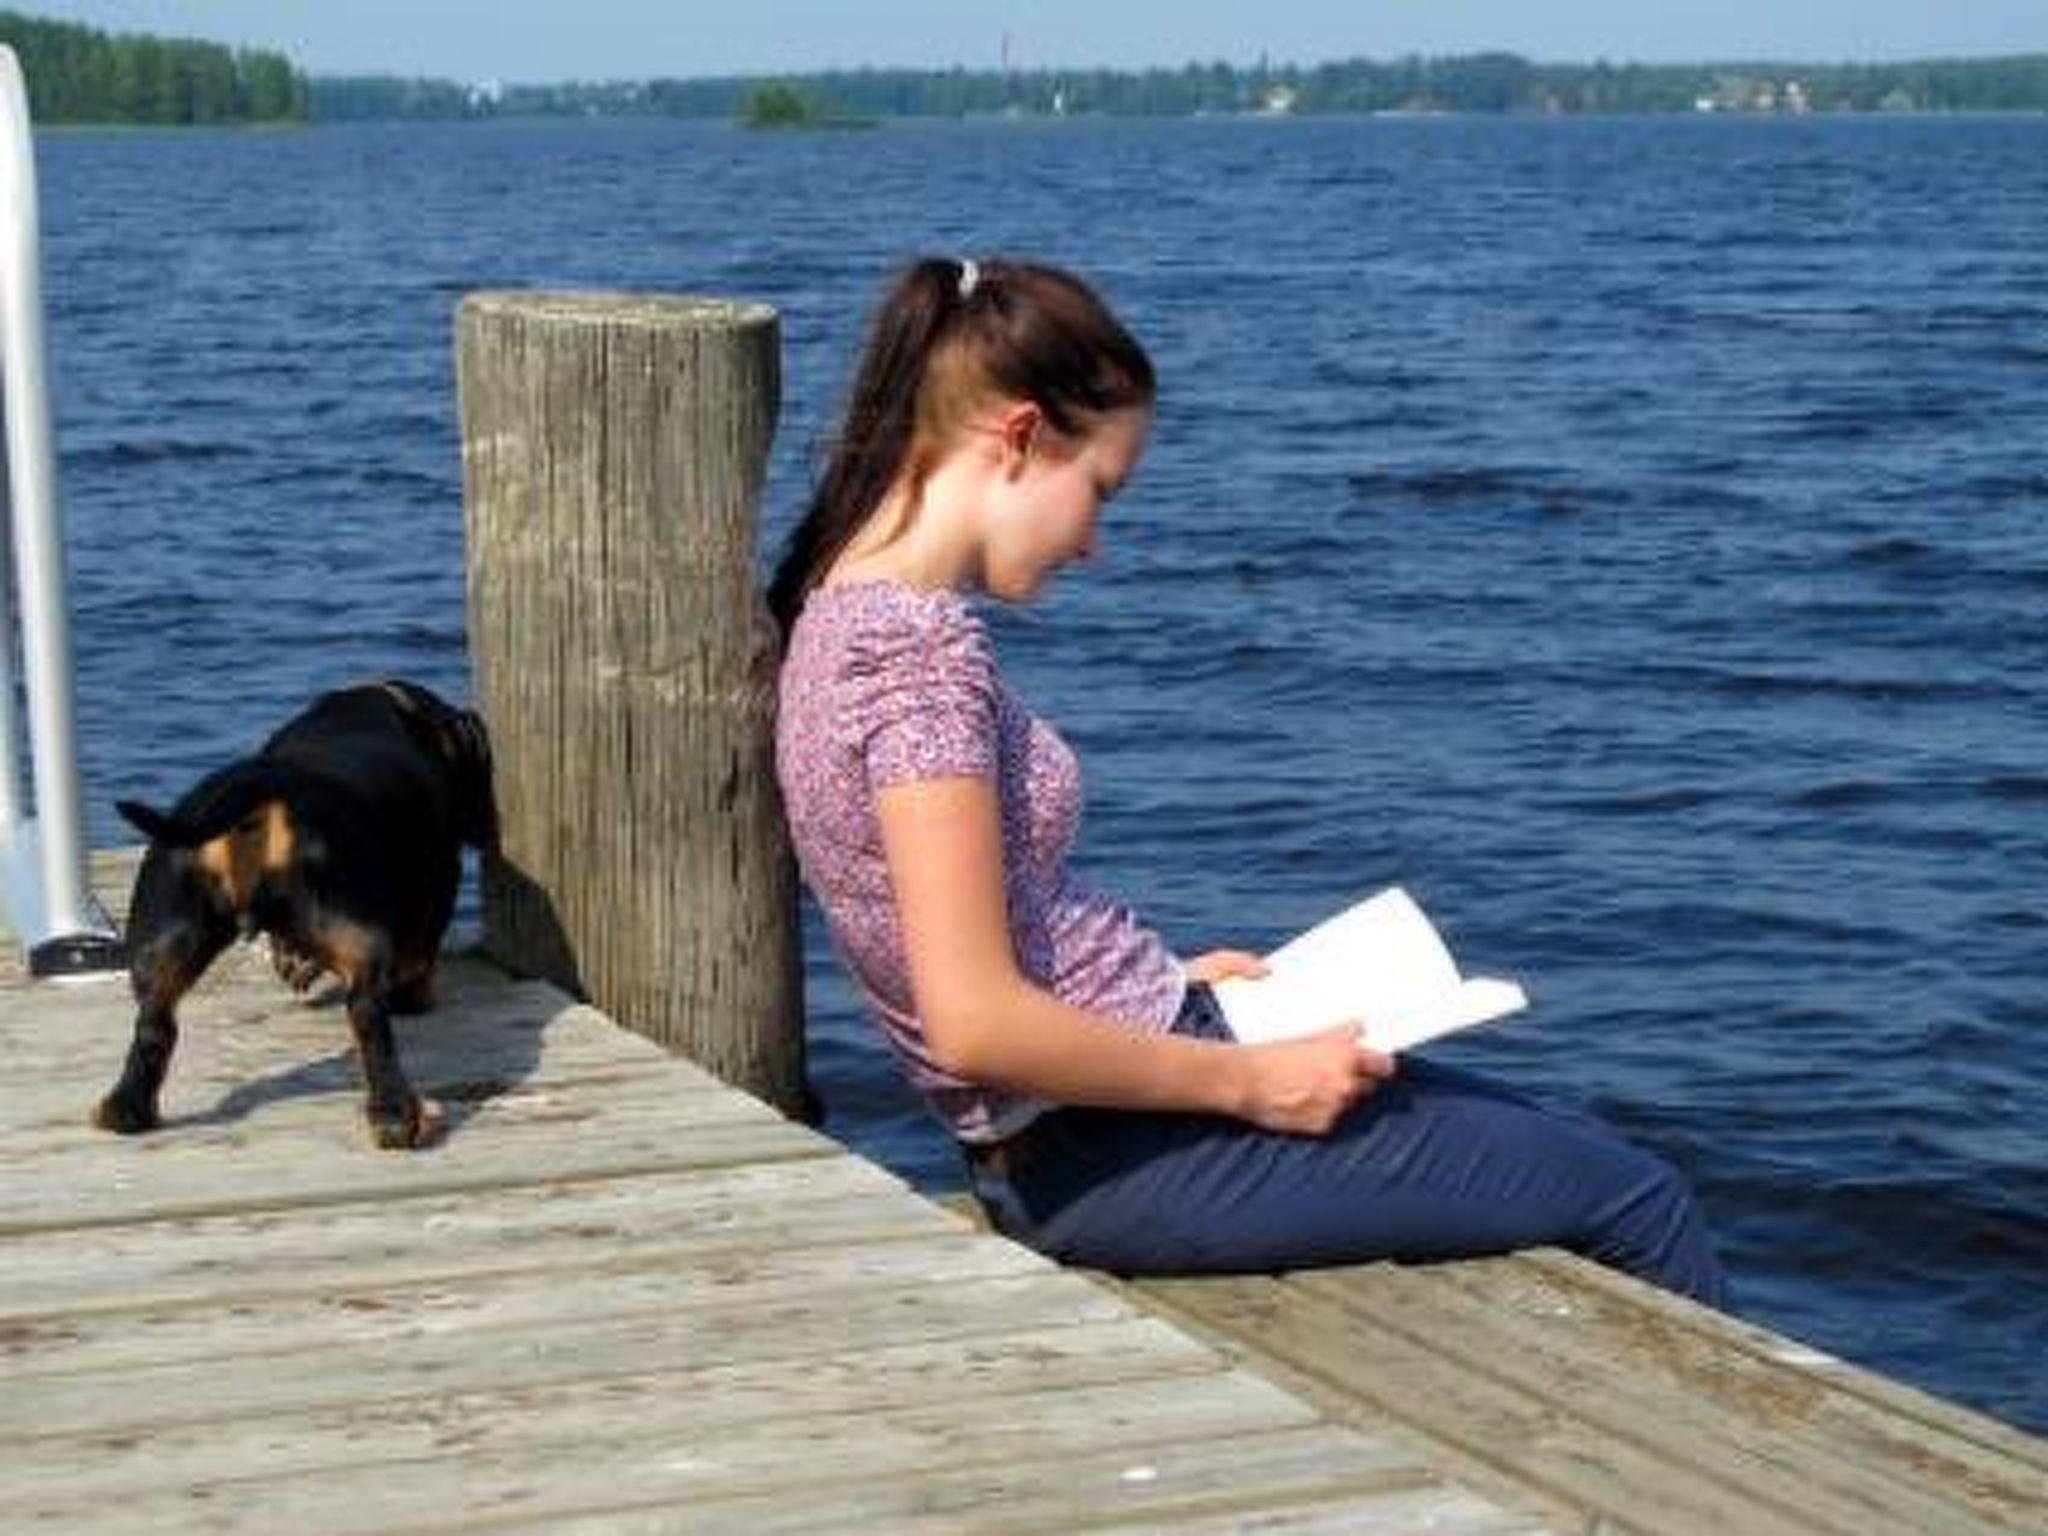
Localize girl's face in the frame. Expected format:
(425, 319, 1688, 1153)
(978, 405, 1151, 603)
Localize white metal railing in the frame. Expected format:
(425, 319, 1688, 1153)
(0, 45, 123, 976)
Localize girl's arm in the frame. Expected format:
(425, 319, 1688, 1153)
(877, 776, 1390, 1136)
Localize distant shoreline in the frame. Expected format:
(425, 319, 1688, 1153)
(312, 54, 2048, 123)
(8, 7, 2047, 128)
(36, 109, 2048, 135)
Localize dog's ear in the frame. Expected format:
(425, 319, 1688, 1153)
(115, 799, 184, 844)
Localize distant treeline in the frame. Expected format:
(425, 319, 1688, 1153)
(311, 53, 2048, 122)
(7, 11, 2046, 129)
(0, 9, 305, 123)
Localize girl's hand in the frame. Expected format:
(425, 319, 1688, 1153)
(1236, 1026, 1394, 1136)
(1184, 948, 1269, 985)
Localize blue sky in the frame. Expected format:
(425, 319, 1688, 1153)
(12, 2, 2046, 82)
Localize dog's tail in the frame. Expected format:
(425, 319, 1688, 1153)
(116, 762, 290, 848)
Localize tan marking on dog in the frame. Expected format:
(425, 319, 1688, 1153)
(193, 800, 291, 911)
(260, 799, 295, 874)
(196, 830, 254, 909)
(196, 833, 236, 902)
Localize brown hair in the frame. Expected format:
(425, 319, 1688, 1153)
(767, 257, 1155, 636)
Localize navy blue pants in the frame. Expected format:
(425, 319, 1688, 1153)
(966, 985, 1727, 1306)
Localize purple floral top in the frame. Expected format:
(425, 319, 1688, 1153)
(776, 581, 1186, 1143)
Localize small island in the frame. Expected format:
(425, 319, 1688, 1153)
(739, 80, 877, 131)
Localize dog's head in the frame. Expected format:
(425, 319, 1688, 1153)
(378, 680, 500, 855)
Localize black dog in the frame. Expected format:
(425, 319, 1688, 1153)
(94, 680, 497, 1148)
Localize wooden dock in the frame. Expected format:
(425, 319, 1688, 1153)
(4, 859, 2043, 1533)
(0, 872, 1534, 1533)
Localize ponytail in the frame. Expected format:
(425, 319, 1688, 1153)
(767, 259, 958, 635)
(768, 256, 1154, 638)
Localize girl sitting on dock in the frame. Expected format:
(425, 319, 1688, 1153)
(770, 256, 1725, 1304)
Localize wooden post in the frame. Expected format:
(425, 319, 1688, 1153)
(456, 292, 804, 1115)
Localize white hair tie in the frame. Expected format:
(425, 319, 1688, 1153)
(957, 258, 981, 300)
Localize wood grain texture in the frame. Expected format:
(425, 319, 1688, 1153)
(1125, 1254, 2048, 1536)
(457, 291, 803, 1113)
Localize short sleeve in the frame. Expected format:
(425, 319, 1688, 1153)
(856, 595, 999, 788)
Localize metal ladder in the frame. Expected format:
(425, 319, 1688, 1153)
(0, 44, 124, 976)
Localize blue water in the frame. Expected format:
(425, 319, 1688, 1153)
(33, 114, 2048, 1433)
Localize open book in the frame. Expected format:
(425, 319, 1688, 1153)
(1208, 887, 1526, 1053)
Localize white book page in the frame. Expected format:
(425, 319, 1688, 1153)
(1210, 888, 1526, 1051)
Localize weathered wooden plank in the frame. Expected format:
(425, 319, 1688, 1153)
(5, 1018, 689, 1114)
(465, 1425, 1449, 1536)
(4, 1270, 1134, 1441)
(1135, 1260, 2048, 1536)
(12, 1006, 734, 1123)
(0, 1159, 960, 1320)
(9, 1318, 1234, 1501)
(0, 1107, 835, 1233)
(3, 1042, 699, 1131)
(1516, 1248, 2048, 1478)
(1134, 1271, 1818, 1536)
(5, 1062, 778, 1166)
(4, 1023, 694, 1154)
(0, 967, 777, 1152)
(2, 962, 672, 1082)
(1080, 1484, 1540, 1536)
(2, 1227, 1051, 1378)
(4, 946, 599, 1022)
(0, 1155, 909, 1302)
(1298, 1259, 2044, 1535)
(14, 1371, 1328, 1535)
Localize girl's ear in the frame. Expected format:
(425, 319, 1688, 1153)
(994, 400, 1044, 476)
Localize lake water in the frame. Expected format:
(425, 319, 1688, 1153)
(30, 113, 2048, 1432)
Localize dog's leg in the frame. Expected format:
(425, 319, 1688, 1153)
(94, 921, 232, 1134)
(326, 928, 439, 1149)
(345, 983, 440, 1149)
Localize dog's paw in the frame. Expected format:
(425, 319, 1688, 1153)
(269, 937, 325, 994)
(367, 1094, 445, 1151)
(92, 1093, 160, 1135)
